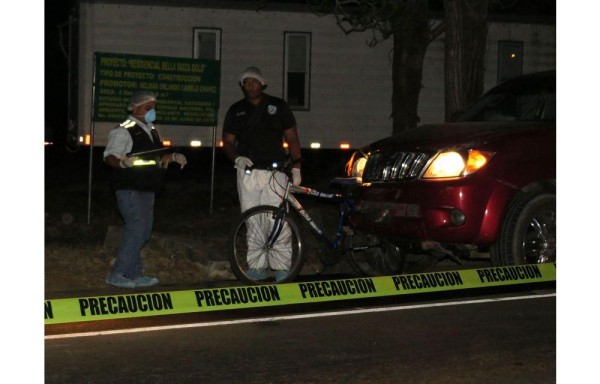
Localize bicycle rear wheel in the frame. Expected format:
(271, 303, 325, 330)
(347, 231, 404, 276)
(230, 205, 305, 285)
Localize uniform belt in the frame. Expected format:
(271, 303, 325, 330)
(251, 161, 282, 170)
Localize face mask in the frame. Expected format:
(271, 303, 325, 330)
(144, 108, 156, 123)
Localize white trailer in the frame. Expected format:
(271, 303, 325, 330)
(75, 0, 555, 149)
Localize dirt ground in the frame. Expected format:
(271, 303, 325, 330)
(44, 182, 240, 294)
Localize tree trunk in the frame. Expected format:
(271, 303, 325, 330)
(444, 0, 490, 121)
(391, 0, 431, 134)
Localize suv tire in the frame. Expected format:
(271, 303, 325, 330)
(491, 193, 556, 265)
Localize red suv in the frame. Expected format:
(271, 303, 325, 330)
(347, 71, 555, 274)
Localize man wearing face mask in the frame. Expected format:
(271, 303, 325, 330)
(103, 90, 187, 288)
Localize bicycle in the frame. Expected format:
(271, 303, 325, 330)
(229, 161, 404, 285)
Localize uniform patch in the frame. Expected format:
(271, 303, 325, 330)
(268, 105, 277, 115)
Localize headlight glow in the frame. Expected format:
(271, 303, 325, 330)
(352, 157, 367, 177)
(423, 151, 465, 178)
(464, 150, 494, 175)
(346, 151, 368, 178)
(423, 149, 494, 179)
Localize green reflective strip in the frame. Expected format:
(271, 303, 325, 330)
(132, 159, 156, 166)
(44, 264, 556, 325)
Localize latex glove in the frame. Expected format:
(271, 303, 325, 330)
(119, 156, 140, 168)
(160, 156, 170, 169)
(234, 156, 253, 170)
(172, 153, 187, 169)
(292, 168, 301, 186)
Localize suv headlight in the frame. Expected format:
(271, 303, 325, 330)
(346, 151, 368, 178)
(422, 149, 494, 179)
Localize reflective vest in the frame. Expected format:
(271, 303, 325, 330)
(109, 119, 166, 192)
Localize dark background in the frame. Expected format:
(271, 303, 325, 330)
(46, 0, 78, 147)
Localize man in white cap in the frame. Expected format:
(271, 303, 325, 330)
(103, 90, 187, 288)
(223, 66, 302, 282)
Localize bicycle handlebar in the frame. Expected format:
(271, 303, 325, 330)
(244, 160, 359, 200)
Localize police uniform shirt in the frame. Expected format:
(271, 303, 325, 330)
(223, 94, 296, 166)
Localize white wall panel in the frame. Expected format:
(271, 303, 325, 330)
(78, 3, 555, 149)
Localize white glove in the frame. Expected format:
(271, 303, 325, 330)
(119, 156, 140, 168)
(234, 156, 253, 170)
(292, 168, 301, 186)
(172, 153, 187, 169)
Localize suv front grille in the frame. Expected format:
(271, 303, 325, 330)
(363, 151, 431, 182)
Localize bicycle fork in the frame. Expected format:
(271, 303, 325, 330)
(266, 179, 294, 248)
(267, 202, 287, 248)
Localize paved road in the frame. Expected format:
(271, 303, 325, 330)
(46, 287, 555, 383)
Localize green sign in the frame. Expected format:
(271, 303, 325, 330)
(93, 52, 220, 125)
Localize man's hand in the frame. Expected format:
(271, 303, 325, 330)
(172, 153, 187, 169)
(234, 156, 253, 170)
(119, 156, 140, 168)
(292, 168, 301, 186)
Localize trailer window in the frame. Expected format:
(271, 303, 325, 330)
(284, 32, 311, 111)
(193, 28, 221, 60)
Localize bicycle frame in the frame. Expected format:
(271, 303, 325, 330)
(270, 178, 360, 254)
(291, 183, 350, 249)
(230, 167, 392, 283)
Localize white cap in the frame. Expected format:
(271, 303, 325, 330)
(127, 91, 157, 111)
(239, 66, 267, 86)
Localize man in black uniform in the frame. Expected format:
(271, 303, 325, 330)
(223, 66, 302, 281)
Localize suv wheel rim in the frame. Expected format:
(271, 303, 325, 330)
(522, 209, 556, 264)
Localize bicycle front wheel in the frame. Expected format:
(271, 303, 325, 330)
(230, 205, 304, 285)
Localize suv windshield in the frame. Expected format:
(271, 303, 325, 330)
(454, 73, 556, 123)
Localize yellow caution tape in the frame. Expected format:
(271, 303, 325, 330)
(44, 263, 555, 325)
